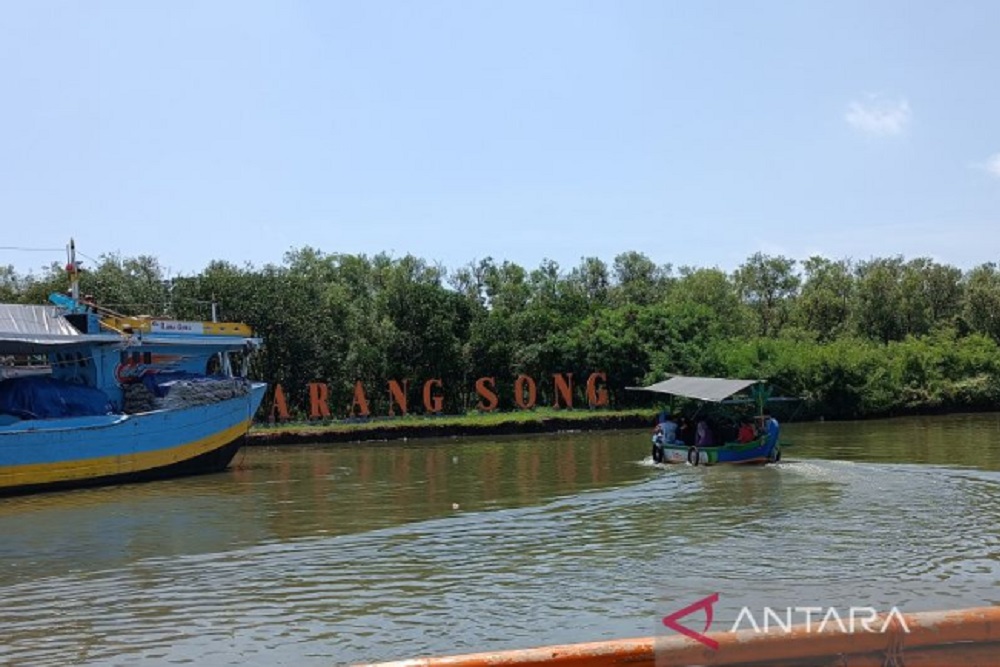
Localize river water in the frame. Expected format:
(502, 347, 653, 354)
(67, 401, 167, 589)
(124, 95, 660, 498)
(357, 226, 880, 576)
(1, 414, 999, 666)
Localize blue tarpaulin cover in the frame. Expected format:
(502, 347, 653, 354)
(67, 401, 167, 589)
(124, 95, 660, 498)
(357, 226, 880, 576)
(0, 376, 113, 419)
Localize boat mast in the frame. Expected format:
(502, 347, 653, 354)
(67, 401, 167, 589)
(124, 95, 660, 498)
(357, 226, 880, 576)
(67, 238, 80, 302)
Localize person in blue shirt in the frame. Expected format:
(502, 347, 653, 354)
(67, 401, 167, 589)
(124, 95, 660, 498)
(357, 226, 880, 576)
(659, 411, 679, 445)
(651, 410, 680, 463)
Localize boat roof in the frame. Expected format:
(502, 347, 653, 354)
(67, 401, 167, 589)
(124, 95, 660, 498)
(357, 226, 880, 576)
(1, 304, 80, 337)
(626, 375, 759, 402)
(0, 304, 260, 355)
(0, 304, 114, 354)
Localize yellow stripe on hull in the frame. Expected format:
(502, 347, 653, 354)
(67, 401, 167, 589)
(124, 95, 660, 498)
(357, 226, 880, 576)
(0, 419, 250, 490)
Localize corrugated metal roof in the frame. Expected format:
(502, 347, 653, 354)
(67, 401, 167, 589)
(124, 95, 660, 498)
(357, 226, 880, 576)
(0, 304, 80, 336)
(0, 304, 112, 354)
(626, 375, 758, 402)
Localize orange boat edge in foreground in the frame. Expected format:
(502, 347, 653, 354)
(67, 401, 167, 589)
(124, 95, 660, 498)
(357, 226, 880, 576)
(360, 604, 1000, 667)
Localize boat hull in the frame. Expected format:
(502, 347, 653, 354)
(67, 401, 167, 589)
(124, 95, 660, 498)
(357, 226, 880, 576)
(656, 439, 780, 466)
(0, 382, 266, 495)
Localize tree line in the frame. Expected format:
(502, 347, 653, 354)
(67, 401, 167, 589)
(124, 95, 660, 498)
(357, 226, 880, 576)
(3, 249, 1000, 420)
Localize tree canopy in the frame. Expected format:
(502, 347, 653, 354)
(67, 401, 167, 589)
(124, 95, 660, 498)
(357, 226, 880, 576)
(6, 248, 999, 420)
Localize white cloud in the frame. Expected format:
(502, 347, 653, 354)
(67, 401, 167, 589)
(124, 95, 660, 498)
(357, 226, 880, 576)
(844, 96, 911, 136)
(984, 153, 1000, 179)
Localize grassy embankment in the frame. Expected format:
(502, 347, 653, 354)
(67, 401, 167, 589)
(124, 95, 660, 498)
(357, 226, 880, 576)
(247, 408, 660, 445)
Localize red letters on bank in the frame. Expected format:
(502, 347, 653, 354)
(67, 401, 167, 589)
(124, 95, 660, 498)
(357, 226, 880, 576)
(268, 372, 609, 421)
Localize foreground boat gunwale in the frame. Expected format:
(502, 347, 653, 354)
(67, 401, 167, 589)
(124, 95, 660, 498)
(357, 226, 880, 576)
(360, 604, 1000, 666)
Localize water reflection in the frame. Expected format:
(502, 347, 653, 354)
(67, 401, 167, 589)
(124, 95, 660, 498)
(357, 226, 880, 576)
(0, 416, 998, 666)
(787, 412, 1000, 469)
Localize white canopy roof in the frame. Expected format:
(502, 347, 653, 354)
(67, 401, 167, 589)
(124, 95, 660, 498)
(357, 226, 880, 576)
(0, 304, 262, 355)
(0, 304, 111, 354)
(626, 375, 758, 402)
(0, 304, 80, 337)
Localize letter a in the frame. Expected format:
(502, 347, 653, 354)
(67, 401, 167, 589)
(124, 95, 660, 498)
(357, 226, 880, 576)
(270, 383, 290, 422)
(349, 380, 371, 417)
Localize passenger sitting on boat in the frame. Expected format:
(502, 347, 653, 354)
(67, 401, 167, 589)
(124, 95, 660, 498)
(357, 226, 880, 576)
(719, 419, 738, 443)
(677, 416, 696, 446)
(658, 411, 678, 444)
(651, 411, 679, 463)
(695, 418, 715, 446)
(737, 419, 756, 443)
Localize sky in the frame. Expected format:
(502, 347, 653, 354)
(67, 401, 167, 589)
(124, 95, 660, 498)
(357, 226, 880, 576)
(1, 1, 998, 279)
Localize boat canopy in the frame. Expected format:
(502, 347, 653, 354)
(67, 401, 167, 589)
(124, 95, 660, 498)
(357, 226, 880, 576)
(0, 304, 113, 354)
(0, 304, 261, 355)
(1, 304, 80, 337)
(626, 375, 759, 402)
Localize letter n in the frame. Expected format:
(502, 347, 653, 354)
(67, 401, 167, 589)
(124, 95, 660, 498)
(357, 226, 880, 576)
(308, 382, 331, 419)
(270, 383, 290, 422)
(552, 373, 573, 409)
(388, 379, 409, 416)
(349, 381, 371, 417)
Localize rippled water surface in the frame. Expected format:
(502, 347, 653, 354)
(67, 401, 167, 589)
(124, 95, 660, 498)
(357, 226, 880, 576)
(2, 414, 999, 666)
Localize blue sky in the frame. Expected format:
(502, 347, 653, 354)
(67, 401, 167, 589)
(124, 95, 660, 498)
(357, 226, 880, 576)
(1, 1, 998, 278)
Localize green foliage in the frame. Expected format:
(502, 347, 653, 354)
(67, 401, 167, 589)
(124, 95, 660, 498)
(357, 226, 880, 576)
(962, 263, 1000, 342)
(6, 245, 999, 421)
(0, 265, 25, 303)
(796, 257, 854, 340)
(734, 252, 800, 337)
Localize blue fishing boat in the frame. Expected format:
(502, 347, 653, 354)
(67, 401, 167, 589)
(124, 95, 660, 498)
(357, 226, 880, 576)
(0, 241, 266, 495)
(627, 375, 785, 466)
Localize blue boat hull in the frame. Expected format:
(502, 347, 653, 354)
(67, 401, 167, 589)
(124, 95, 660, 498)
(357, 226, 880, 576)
(0, 382, 266, 495)
(654, 438, 781, 466)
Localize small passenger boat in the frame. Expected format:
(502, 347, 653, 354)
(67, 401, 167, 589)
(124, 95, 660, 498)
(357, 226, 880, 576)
(626, 375, 786, 466)
(0, 241, 267, 495)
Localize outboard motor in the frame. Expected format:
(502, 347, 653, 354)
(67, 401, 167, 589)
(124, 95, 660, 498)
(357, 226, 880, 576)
(651, 432, 664, 463)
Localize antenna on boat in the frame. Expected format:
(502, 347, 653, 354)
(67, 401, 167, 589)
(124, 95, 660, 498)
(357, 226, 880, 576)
(211, 293, 218, 322)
